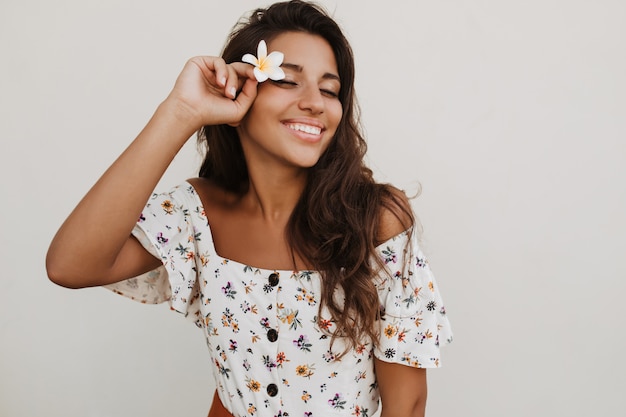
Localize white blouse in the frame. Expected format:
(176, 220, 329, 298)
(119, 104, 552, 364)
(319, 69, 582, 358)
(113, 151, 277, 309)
(106, 182, 452, 417)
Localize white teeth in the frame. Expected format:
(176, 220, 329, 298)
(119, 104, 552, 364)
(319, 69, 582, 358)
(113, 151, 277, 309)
(287, 123, 322, 135)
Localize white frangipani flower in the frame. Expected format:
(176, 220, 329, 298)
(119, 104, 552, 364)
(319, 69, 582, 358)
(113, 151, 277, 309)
(242, 40, 285, 82)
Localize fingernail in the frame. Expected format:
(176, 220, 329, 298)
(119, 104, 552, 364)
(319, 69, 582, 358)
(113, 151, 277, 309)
(220, 76, 227, 86)
(229, 87, 237, 98)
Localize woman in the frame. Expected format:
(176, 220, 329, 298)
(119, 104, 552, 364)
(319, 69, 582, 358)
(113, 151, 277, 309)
(46, 1, 452, 416)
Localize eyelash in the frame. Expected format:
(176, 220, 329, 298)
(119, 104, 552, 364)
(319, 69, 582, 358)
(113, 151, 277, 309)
(272, 80, 339, 99)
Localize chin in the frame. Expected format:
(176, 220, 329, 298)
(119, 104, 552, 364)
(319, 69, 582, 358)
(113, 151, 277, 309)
(285, 151, 326, 169)
(295, 156, 324, 169)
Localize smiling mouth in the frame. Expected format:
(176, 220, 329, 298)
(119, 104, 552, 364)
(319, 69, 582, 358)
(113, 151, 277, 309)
(285, 123, 322, 135)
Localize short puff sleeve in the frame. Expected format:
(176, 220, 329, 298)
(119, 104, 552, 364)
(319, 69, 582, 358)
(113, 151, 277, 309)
(105, 184, 204, 326)
(374, 229, 452, 368)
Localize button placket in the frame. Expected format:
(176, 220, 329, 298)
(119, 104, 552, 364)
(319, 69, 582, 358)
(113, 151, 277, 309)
(267, 273, 280, 343)
(265, 272, 282, 400)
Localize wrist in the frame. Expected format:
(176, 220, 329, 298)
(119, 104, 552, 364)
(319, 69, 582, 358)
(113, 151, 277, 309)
(136, 99, 202, 151)
(158, 96, 204, 132)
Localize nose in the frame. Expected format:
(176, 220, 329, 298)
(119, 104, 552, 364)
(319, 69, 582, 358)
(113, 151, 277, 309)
(297, 84, 324, 115)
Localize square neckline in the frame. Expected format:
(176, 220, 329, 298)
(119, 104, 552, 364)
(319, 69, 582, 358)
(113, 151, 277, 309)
(182, 181, 317, 275)
(180, 180, 412, 276)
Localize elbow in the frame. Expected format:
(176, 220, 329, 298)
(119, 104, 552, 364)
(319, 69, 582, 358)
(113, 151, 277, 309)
(45, 251, 90, 289)
(46, 266, 83, 290)
(47, 275, 85, 290)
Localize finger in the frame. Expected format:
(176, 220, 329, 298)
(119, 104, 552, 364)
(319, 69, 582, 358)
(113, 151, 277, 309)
(230, 62, 258, 81)
(186, 56, 226, 90)
(228, 62, 260, 99)
(224, 64, 239, 99)
(211, 58, 229, 87)
(233, 77, 258, 113)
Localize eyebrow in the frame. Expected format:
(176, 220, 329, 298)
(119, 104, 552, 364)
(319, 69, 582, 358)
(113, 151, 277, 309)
(282, 62, 340, 82)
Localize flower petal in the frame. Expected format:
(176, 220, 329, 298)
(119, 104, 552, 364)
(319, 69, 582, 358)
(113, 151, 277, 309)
(264, 51, 284, 67)
(266, 66, 285, 81)
(253, 67, 269, 82)
(242, 53, 258, 66)
(257, 40, 267, 60)
(241, 40, 285, 83)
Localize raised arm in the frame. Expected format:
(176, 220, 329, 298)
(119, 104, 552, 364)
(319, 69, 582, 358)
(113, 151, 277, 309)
(46, 57, 258, 288)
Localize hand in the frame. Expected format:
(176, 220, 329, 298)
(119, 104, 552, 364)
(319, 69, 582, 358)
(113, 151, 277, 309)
(165, 56, 258, 129)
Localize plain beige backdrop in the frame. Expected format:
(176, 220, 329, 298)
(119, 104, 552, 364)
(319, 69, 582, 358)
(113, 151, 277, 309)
(1, 0, 625, 416)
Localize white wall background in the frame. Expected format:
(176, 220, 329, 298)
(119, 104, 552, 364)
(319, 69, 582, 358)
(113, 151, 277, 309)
(1, 0, 625, 416)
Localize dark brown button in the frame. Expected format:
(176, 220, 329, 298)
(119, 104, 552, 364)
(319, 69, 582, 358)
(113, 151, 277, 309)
(268, 273, 279, 287)
(267, 329, 278, 342)
(266, 383, 278, 397)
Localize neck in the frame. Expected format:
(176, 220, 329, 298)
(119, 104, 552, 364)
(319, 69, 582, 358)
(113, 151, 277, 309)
(243, 163, 308, 225)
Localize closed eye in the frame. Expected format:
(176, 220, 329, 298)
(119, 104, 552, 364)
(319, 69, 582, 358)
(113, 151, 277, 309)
(272, 80, 339, 99)
(321, 89, 339, 98)
(271, 79, 297, 87)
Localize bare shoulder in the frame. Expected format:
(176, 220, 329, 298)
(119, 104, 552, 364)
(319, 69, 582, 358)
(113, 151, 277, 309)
(377, 186, 414, 244)
(187, 177, 240, 209)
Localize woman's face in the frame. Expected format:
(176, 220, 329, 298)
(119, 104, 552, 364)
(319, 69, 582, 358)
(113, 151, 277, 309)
(237, 31, 343, 171)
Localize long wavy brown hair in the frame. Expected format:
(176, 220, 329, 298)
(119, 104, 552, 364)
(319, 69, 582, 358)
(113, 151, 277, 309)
(198, 0, 413, 350)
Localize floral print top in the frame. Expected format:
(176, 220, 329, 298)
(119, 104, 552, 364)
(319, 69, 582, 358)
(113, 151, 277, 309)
(106, 182, 452, 417)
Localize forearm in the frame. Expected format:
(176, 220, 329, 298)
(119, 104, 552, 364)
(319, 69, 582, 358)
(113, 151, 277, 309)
(47, 56, 258, 288)
(46, 99, 200, 287)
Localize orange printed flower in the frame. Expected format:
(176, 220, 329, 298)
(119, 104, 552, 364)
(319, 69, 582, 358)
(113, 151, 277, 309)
(161, 200, 174, 214)
(397, 329, 407, 342)
(414, 286, 422, 297)
(383, 324, 397, 338)
(246, 379, 261, 392)
(296, 365, 309, 376)
(318, 318, 333, 330)
(276, 351, 288, 365)
(285, 311, 296, 324)
(295, 364, 314, 378)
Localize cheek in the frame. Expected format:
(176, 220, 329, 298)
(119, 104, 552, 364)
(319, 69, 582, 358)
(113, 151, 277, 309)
(328, 102, 343, 131)
(239, 95, 271, 128)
